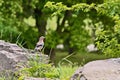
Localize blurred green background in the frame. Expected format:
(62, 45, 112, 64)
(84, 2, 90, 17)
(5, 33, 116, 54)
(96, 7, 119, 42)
(0, 0, 120, 65)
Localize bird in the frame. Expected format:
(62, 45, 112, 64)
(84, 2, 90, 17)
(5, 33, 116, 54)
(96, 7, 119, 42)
(34, 36, 45, 52)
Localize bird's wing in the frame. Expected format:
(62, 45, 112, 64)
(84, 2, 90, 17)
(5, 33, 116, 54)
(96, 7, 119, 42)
(36, 42, 44, 47)
(34, 42, 44, 51)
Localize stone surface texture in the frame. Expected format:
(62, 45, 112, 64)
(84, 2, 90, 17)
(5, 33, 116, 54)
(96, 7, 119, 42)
(0, 40, 48, 72)
(71, 58, 120, 80)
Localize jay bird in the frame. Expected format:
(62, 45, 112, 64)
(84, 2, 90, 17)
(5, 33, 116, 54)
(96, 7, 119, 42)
(34, 36, 45, 52)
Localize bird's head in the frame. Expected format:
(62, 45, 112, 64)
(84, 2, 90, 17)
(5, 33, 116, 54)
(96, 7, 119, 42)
(39, 36, 45, 41)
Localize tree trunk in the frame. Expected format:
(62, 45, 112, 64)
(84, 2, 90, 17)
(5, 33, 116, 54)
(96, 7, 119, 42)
(34, 8, 55, 61)
(49, 48, 55, 63)
(34, 8, 47, 36)
(56, 10, 71, 33)
(62, 10, 74, 54)
(44, 11, 71, 63)
(44, 47, 55, 63)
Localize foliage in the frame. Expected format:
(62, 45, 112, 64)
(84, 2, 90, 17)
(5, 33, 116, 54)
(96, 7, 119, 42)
(55, 51, 111, 66)
(96, 20, 120, 57)
(45, 0, 120, 56)
(57, 53, 78, 80)
(0, 70, 17, 80)
(0, 24, 19, 42)
(1, 0, 120, 79)
(0, 0, 40, 49)
(45, 2, 95, 52)
(0, 0, 120, 58)
(95, 0, 120, 57)
(45, 30, 60, 48)
(20, 27, 38, 48)
(57, 65, 78, 80)
(45, 2, 97, 16)
(16, 54, 79, 80)
(17, 54, 59, 79)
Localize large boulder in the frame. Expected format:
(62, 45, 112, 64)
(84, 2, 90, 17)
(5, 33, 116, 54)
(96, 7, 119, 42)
(71, 58, 120, 80)
(0, 40, 48, 72)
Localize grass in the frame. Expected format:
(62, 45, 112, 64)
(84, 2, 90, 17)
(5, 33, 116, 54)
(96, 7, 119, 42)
(54, 51, 111, 66)
(57, 65, 78, 80)
(52, 50, 111, 80)
(0, 70, 17, 80)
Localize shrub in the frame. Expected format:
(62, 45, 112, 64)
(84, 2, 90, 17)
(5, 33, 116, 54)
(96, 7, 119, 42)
(95, 19, 120, 57)
(17, 54, 59, 79)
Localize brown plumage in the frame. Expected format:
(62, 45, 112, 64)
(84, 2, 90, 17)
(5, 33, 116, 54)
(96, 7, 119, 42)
(34, 36, 45, 52)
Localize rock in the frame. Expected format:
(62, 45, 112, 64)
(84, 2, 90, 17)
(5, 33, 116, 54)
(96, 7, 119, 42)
(56, 44, 64, 49)
(71, 58, 120, 80)
(0, 40, 48, 72)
